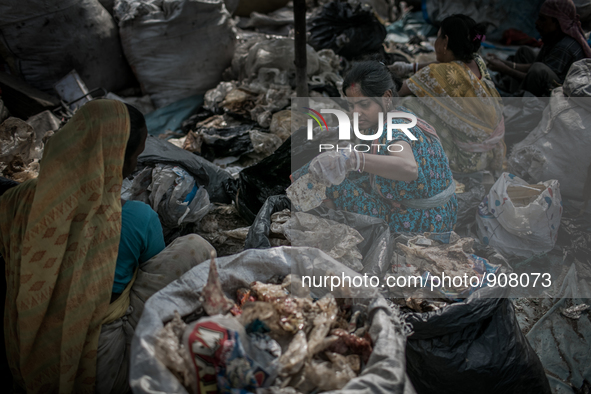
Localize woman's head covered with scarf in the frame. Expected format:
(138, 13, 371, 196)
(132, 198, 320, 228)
(539, 0, 591, 58)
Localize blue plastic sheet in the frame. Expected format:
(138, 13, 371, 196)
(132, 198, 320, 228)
(145, 94, 203, 136)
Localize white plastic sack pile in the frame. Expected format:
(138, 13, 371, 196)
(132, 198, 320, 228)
(508, 59, 591, 202)
(114, 0, 236, 107)
(476, 173, 562, 258)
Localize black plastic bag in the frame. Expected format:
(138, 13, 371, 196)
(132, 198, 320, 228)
(224, 134, 292, 224)
(404, 290, 551, 394)
(308, 1, 387, 60)
(225, 125, 341, 224)
(199, 124, 254, 162)
(455, 177, 486, 229)
(138, 136, 233, 204)
(244, 195, 291, 249)
(503, 94, 546, 149)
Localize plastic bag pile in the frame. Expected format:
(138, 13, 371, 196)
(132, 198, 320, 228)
(154, 258, 378, 393)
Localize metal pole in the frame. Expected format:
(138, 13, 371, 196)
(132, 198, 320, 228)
(294, 0, 308, 99)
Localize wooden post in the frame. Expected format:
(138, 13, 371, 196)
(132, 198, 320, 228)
(294, 0, 308, 99)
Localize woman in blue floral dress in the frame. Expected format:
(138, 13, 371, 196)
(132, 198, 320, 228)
(292, 61, 457, 233)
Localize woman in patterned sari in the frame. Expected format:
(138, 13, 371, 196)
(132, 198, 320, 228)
(397, 14, 505, 175)
(293, 61, 457, 234)
(0, 99, 213, 393)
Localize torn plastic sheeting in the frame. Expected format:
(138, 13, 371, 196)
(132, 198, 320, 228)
(404, 289, 551, 393)
(525, 263, 591, 392)
(224, 134, 292, 224)
(144, 94, 203, 136)
(308, 206, 393, 278)
(557, 214, 591, 264)
(149, 164, 211, 229)
(129, 246, 413, 394)
(244, 195, 291, 249)
(285, 212, 365, 272)
(138, 136, 233, 204)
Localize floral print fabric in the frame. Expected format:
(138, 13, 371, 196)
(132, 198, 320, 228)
(404, 55, 505, 174)
(293, 107, 457, 233)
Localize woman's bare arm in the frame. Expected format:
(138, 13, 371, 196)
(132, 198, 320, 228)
(362, 141, 418, 182)
(398, 81, 413, 97)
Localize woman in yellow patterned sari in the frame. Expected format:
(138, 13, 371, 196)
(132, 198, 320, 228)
(0, 99, 216, 393)
(0, 99, 133, 393)
(398, 14, 505, 174)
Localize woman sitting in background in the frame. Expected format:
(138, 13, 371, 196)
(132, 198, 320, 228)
(395, 14, 505, 175)
(293, 61, 457, 234)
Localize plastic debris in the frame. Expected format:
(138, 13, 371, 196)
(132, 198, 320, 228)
(149, 164, 212, 229)
(562, 304, 590, 320)
(286, 174, 327, 213)
(0, 117, 42, 182)
(308, 1, 387, 60)
(284, 212, 364, 272)
(278, 330, 308, 377)
(154, 311, 195, 390)
(476, 173, 562, 259)
(201, 254, 235, 316)
(395, 233, 501, 299)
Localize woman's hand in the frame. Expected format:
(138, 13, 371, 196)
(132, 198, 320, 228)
(389, 62, 414, 77)
(485, 54, 506, 72)
(308, 150, 359, 186)
(487, 58, 506, 72)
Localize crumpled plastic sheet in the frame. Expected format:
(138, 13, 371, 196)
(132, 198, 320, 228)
(139, 136, 232, 203)
(245, 195, 292, 249)
(130, 246, 415, 394)
(121, 166, 153, 204)
(308, 206, 393, 278)
(525, 263, 591, 392)
(224, 135, 292, 224)
(0, 117, 42, 181)
(149, 164, 211, 229)
(285, 212, 365, 272)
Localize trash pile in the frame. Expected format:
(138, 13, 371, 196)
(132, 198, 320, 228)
(131, 247, 413, 393)
(0, 111, 61, 182)
(155, 257, 372, 393)
(2, 0, 591, 392)
(388, 232, 503, 305)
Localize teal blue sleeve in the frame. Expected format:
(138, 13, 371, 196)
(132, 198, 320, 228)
(112, 201, 165, 294)
(139, 210, 165, 263)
